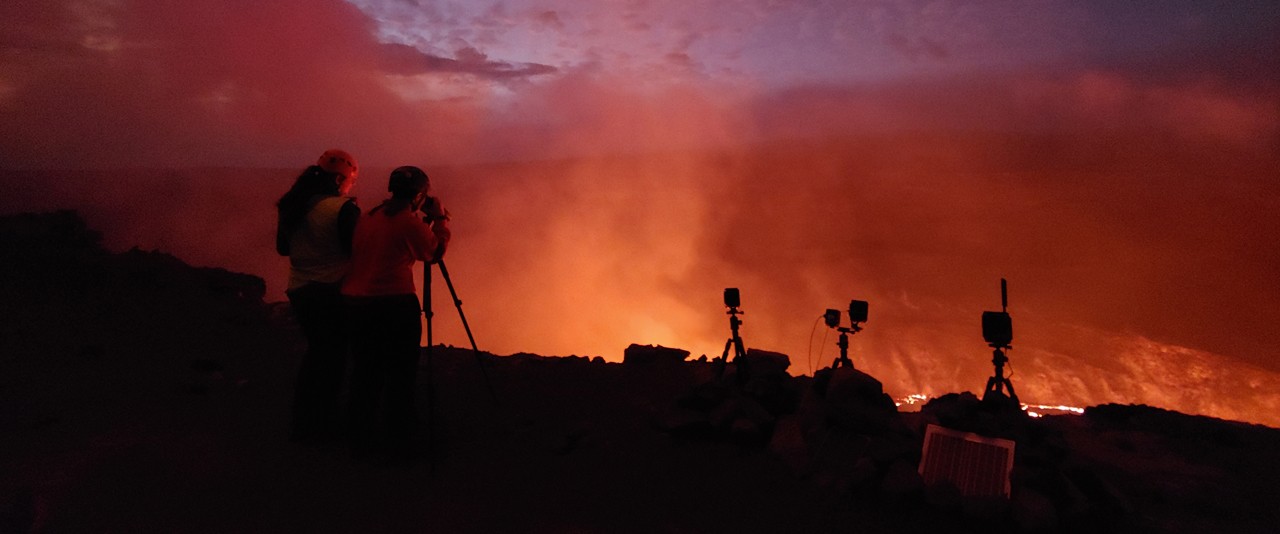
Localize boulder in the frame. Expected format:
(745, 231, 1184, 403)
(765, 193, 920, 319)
(622, 344, 690, 366)
(743, 348, 790, 377)
(816, 367, 898, 432)
(920, 391, 1027, 439)
(709, 396, 775, 434)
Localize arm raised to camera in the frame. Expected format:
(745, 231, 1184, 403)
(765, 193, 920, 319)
(422, 196, 451, 262)
(421, 196, 449, 221)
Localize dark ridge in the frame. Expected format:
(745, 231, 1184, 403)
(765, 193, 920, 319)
(1, 211, 1277, 533)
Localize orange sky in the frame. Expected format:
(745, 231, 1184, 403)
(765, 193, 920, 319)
(1, 1, 1277, 425)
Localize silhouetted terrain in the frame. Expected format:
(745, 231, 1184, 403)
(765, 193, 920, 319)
(1, 211, 1277, 533)
(5, 152, 1278, 428)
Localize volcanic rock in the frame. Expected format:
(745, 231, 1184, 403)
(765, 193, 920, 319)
(622, 343, 690, 366)
(813, 366, 898, 433)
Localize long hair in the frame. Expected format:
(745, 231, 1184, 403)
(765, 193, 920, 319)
(276, 165, 341, 241)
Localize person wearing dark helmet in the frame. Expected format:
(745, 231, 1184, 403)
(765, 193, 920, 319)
(276, 149, 360, 443)
(341, 165, 450, 462)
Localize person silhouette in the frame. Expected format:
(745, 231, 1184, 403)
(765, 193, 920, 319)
(341, 165, 450, 462)
(276, 149, 360, 442)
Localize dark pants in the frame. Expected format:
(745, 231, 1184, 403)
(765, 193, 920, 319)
(345, 294, 422, 457)
(286, 281, 348, 441)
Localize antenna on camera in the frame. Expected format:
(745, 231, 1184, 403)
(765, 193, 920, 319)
(824, 299, 868, 369)
(714, 288, 749, 381)
(981, 278, 1018, 404)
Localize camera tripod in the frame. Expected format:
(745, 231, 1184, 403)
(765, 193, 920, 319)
(980, 279, 1018, 405)
(423, 260, 494, 398)
(422, 256, 496, 473)
(714, 305, 748, 381)
(982, 344, 1018, 404)
(832, 323, 862, 369)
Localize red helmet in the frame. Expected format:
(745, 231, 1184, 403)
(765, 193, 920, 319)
(317, 149, 358, 180)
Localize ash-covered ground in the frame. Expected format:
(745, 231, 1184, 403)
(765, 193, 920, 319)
(2, 211, 1277, 533)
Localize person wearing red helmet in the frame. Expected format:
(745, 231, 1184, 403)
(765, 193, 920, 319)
(342, 165, 450, 462)
(276, 149, 360, 443)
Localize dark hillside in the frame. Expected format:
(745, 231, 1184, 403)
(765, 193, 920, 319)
(1, 211, 1276, 533)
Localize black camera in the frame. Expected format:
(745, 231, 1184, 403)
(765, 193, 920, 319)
(982, 311, 1012, 347)
(724, 288, 740, 308)
(823, 309, 840, 328)
(848, 300, 868, 324)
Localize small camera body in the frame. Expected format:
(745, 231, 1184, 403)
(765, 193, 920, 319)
(824, 309, 841, 328)
(982, 311, 1013, 347)
(723, 287, 740, 308)
(848, 300, 869, 324)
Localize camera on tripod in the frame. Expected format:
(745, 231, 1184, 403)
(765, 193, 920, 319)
(823, 299, 868, 369)
(981, 278, 1018, 405)
(981, 279, 1012, 348)
(982, 311, 1012, 348)
(715, 288, 747, 380)
(824, 300, 868, 329)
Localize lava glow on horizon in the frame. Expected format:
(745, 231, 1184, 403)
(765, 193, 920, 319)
(892, 394, 1086, 419)
(1, 1, 1278, 427)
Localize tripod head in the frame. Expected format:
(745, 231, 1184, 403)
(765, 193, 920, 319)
(723, 287, 744, 325)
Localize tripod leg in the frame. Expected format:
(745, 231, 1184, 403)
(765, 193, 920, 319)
(715, 339, 733, 379)
(422, 262, 435, 474)
(425, 265, 433, 350)
(438, 260, 497, 404)
(733, 336, 749, 383)
(1003, 379, 1018, 403)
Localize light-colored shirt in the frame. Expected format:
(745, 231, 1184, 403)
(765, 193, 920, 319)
(287, 196, 353, 291)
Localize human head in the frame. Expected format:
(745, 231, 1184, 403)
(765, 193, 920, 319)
(388, 166, 429, 200)
(317, 149, 358, 195)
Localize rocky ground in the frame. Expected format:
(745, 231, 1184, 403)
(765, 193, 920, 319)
(2, 211, 1277, 533)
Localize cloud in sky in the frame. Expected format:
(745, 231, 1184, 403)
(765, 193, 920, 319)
(378, 43, 557, 79)
(0, 0, 558, 168)
(2, 0, 1275, 167)
(349, 0, 1279, 87)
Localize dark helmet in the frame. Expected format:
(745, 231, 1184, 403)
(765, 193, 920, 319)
(388, 166, 429, 196)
